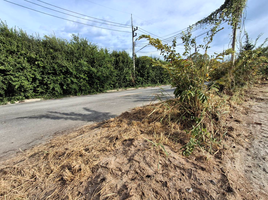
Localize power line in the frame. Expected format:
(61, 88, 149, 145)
(164, 30, 210, 44)
(138, 26, 201, 45)
(138, 27, 190, 42)
(41, 0, 164, 40)
(137, 51, 160, 54)
(161, 33, 182, 43)
(136, 30, 212, 54)
(135, 40, 150, 45)
(160, 25, 200, 39)
(35, 0, 130, 27)
(4, 0, 131, 33)
(25, 0, 130, 28)
(161, 28, 188, 38)
(137, 26, 187, 43)
(135, 44, 151, 53)
(138, 28, 163, 39)
(86, 0, 201, 43)
(99, 46, 131, 51)
(136, 28, 184, 45)
(33, 0, 214, 46)
(161, 29, 209, 44)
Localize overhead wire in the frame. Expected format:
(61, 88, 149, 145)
(160, 25, 200, 39)
(161, 31, 188, 43)
(161, 33, 182, 43)
(137, 27, 163, 39)
(160, 28, 205, 44)
(4, 0, 131, 33)
(137, 27, 183, 43)
(30, 0, 207, 45)
(159, 25, 202, 44)
(34, 0, 130, 27)
(136, 30, 212, 54)
(24, 0, 130, 28)
(161, 28, 188, 38)
(138, 51, 160, 54)
(136, 29, 184, 52)
(136, 26, 198, 45)
(5, 0, 224, 54)
(135, 43, 151, 53)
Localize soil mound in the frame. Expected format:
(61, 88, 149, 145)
(1, 82, 268, 199)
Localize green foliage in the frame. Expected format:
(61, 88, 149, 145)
(138, 30, 215, 119)
(136, 1, 267, 156)
(0, 21, 170, 103)
(111, 51, 133, 88)
(211, 35, 268, 92)
(138, 33, 218, 155)
(135, 56, 170, 86)
(242, 32, 255, 51)
(194, 0, 247, 28)
(137, 20, 261, 156)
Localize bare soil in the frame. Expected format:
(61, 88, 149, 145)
(0, 82, 267, 200)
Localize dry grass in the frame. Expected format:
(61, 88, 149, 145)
(1, 83, 268, 199)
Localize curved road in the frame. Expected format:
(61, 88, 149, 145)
(0, 86, 174, 159)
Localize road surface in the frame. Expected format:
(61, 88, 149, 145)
(0, 86, 174, 159)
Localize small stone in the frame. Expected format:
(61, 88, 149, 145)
(186, 188, 193, 193)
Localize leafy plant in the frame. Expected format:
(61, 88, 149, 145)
(137, 15, 231, 155)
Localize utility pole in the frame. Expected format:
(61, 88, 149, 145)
(194, 43, 197, 54)
(131, 14, 138, 84)
(231, 1, 242, 67)
(231, 22, 237, 66)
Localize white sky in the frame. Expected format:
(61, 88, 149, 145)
(0, 0, 267, 58)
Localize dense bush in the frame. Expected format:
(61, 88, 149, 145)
(210, 38, 268, 93)
(135, 56, 171, 86)
(138, 29, 268, 155)
(0, 21, 170, 103)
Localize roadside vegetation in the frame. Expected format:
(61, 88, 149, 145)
(135, 30, 268, 156)
(0, 21, 170, 104)
(136, 0, 268, 156)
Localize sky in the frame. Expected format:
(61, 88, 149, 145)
(0, 0, 267, 58)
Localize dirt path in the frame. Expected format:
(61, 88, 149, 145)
(222, 82, 268, 199)
(244, 84, 268, 197)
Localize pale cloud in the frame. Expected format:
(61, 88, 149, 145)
(0, 0, 267, 58)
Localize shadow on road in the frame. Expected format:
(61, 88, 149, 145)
(17, 107, 117, 122)
(120, 90, 174, 103)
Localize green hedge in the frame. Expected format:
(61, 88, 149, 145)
(0, 21, 170, 103)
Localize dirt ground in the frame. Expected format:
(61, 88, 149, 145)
(0, 82, 267, 200)
(242, 83, 268, 197)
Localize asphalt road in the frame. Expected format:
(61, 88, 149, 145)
(0, 86, 174, 159)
